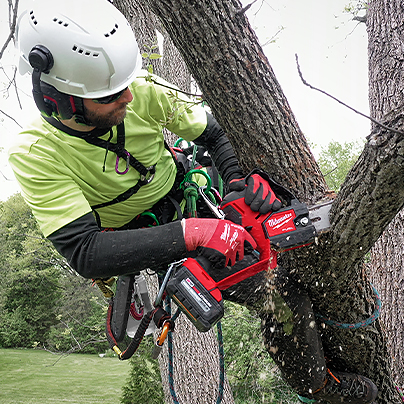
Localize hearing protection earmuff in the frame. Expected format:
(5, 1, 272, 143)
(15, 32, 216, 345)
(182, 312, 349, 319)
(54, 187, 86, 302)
(28, 45, 85, 123)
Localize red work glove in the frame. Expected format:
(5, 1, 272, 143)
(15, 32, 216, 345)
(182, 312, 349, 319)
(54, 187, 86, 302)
(182, 218, 257, 268)
(229, 169, 282, 214)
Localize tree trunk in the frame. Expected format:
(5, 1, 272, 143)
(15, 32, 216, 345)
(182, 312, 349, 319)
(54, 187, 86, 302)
(367, 0, 404, 390)
(114, 2, 235, 402)
(144, 0, 328, 203)
(145, 273, 234, 404)
(142, 0, 404, 402)
(370, 212, 404, 389)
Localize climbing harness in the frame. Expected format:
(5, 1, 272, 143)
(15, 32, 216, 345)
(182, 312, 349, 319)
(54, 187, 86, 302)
(94, 141, 226, 403)
(315, 284, 381, 329)
(42, 116, 162, 226)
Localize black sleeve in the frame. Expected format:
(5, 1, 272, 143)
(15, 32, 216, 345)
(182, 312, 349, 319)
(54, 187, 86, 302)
(47, 212, 187, 279)
(193, 112, 243, 186)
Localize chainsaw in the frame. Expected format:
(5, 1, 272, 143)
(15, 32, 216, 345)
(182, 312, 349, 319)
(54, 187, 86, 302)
(165, 170, 332, 332)
(106, 171, 332, 359)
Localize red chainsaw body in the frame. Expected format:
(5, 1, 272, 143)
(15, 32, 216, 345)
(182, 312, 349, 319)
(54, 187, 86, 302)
(166, 188, 318, 331)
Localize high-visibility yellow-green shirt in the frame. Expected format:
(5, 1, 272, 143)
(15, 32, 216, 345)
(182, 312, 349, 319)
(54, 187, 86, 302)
(9, 73, 207, 237)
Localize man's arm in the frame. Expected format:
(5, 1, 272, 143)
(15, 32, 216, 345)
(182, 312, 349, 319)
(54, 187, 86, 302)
(48, 212, 187, 279)
(48, 211, 255, 279)
(193, 113, 243, 186)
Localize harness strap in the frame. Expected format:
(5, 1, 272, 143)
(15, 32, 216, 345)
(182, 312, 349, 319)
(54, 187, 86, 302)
(91, 180, 145, 211)
(44, 115, 211, 227)
(44, 117, 154, 177)
(43, 117, 158, 222)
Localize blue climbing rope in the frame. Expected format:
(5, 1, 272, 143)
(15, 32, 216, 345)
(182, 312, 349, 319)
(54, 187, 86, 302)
(297, 395, 317, 403)
(216, 321, 225, 404)
(165, 296, 225, 404)
(315, 284, 381, 329)
(163, 143, 226, 403)
(396, 385, 404, 402)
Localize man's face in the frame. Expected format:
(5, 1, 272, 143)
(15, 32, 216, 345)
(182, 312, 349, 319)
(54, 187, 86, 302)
(83, 88, 133, 128)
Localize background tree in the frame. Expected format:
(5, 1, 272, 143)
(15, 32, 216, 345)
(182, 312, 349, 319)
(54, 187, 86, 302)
(366, 0, 404, 390)
(113, 2, 235, 403)
(0, 193, 61, 347)
(45, 272, 108, 354)
(0, 193, 108, 353)
(317, 139, 364, 191)
(221, 302, 298, 403)
(139, 0, 404, 402)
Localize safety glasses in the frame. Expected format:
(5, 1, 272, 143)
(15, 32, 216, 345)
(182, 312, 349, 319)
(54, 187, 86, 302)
(92, 87, 128, 104)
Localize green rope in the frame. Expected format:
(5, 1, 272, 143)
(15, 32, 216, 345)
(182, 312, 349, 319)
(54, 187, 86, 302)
(182, 168, 212, 193)
(174, 138, 192, 148)
(165, 162, 226, 403)
(181, 168, 214, 218)
(139, 211, 160, 226)
(184, 187, 198, 218)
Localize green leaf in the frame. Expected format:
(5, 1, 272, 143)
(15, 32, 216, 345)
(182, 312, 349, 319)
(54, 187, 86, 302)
(149, 53, 162, 60)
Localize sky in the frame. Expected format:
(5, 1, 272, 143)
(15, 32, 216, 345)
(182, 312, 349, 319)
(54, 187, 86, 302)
(0, 0, 369, 201)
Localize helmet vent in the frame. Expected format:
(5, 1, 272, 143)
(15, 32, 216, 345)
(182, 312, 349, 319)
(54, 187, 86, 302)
(53, 17, 69, 28)
(104, 23, 119, 37)
(72, 45, 100, 58)
(29, 10, 38, 25)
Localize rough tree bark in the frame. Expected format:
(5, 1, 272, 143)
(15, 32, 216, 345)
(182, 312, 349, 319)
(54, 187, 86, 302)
(113, 1, 235, 403)
(370, 212, 404, 389)
(140, 0, 404, 403)
(367, 0, 404, 390)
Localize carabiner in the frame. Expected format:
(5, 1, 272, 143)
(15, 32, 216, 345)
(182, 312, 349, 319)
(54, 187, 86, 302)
(198, 186, 225, 219)
(140, 166, 155, 184)
(115, 151, 130, 175)
(154, 259, 186, 307)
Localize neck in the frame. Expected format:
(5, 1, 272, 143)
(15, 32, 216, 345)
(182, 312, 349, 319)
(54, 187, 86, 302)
(60, 117, 96, 132)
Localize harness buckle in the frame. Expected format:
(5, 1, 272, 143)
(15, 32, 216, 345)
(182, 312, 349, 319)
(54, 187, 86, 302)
(140, 166, 155, 184)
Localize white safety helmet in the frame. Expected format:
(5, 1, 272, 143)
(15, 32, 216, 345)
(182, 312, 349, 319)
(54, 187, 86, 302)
(16, 0, 142, 99)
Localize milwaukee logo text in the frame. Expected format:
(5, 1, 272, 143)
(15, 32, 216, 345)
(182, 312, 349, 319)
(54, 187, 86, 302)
(268, 213, 293, 229)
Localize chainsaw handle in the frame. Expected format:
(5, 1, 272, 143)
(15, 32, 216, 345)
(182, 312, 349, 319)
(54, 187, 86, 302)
(245, 168, 296, 206)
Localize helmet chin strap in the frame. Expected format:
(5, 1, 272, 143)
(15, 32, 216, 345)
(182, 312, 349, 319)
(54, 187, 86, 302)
(71, 96, 91, 126)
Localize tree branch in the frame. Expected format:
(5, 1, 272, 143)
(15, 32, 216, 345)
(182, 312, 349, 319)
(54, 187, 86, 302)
(0, 109, 22, 128)
(353, 14, 367, 23)
(261, 26, 285, 47)
(0, 0, 19, 60)
(236, 0, 258, 15)
(295, 53, 404, 136)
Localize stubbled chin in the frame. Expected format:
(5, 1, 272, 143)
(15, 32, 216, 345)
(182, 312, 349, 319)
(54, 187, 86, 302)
(86, 105, 128, 128)
(116, 106, 127, 122)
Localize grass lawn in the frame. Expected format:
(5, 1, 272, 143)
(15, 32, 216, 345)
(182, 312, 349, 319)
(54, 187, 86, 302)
(0, 348, 131, 404)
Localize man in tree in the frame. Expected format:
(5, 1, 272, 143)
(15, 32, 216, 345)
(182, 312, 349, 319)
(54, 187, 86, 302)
(10, 0, 378, 403)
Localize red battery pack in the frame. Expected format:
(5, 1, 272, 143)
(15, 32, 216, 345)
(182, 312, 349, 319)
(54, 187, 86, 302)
(166, 257, 224, 332)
